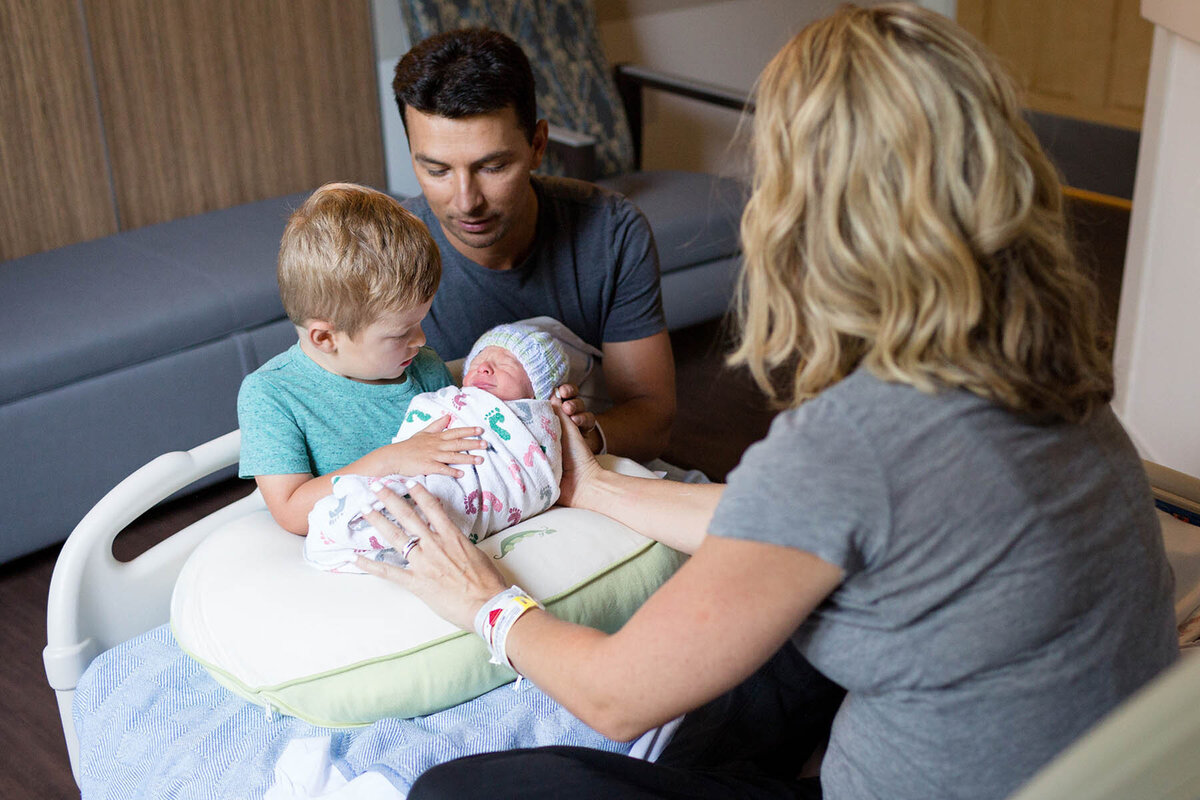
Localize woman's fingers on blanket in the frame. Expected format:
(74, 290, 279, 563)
(359, 483, 509, 629)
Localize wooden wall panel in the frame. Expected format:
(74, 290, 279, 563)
(0, 0, 117, 261)
(84, 0, 385, 230)
(959, 0, 1153, 130)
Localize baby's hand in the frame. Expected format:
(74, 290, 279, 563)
(385, 415, 485, 478)
(553, 385, 602, 454)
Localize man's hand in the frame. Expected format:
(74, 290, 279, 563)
(554, 384, 603, 453)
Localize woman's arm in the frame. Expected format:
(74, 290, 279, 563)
(506, 533, 842, 740)
(356, 480, 842, 742)
(555, 402, 721, 555)
(571, 469, 723, 555)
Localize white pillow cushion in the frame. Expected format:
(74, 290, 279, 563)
(170, 456, 684, 726)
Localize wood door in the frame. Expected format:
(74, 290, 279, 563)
(958, 0, 1154, 130)
(0, 0, 118, 261)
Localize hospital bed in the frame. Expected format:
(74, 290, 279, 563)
(42, 430, 677, 798)
(43, 430, 1200, 798)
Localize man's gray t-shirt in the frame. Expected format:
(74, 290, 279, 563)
(710, 369, 1177, 800)
(403, 175, 666, 360)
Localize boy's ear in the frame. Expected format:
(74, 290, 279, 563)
(305, 320, 339, 353)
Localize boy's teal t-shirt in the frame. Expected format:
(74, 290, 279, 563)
(237, 343, 453, 478)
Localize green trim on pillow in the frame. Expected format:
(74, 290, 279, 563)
(173, 540, 685, 727)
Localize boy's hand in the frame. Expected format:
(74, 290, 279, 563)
(384, 414, 485, 478)
(553, 385, 603, 454)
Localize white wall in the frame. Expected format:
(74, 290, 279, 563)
(1113, 23, 1200, 479)
(371, 0, 420, 197)
(594, 0, 955, 176)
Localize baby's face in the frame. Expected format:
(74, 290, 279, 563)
(463, 346, 535, 401)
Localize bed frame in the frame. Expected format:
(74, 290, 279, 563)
(42, 430, 257, 783)
(40, 428, 678, 788)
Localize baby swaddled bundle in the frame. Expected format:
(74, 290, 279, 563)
(306, 386, 563, 572)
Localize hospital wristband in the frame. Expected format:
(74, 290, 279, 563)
(473, 585, 542, 672)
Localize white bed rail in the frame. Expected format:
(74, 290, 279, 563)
(42, 430, 263, 783)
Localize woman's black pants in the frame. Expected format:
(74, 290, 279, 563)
(408, 643, 844, 800)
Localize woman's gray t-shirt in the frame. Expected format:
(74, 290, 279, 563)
(709, 369, 1177, 800)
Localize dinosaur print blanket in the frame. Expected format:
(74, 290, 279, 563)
(305, 386, 562, 573)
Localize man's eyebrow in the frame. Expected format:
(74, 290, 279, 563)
(412, 150, 514, 169)
(413, 153, 449, 168)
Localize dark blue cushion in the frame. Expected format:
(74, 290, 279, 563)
(599, 170, 744, 274)
(0, 194, 305, 405)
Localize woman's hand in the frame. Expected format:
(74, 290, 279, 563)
(553, 384, 603, 453)
(550, 403, 605, 511)
(355, 482, 508, 631)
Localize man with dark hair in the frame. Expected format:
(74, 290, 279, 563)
(392, 28, 675, 462)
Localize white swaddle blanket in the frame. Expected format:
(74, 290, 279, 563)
(306, 386, 562, 572)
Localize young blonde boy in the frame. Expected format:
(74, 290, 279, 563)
(237, 182, 484, 534)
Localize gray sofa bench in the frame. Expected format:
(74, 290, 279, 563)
(1, 173, 742, 564)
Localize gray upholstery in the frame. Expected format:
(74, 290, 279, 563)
(3, 195, 304, 406)
(0, 196, 304, 564)
(599, 170, 744, 330)
(598, 170, 742, 275)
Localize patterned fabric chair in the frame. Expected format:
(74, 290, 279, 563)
(398, 0, 749, 330)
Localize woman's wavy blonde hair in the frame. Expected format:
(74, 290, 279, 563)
(729, 3, 1112, 422)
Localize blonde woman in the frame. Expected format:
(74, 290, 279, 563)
(359, 5, 1177, 799)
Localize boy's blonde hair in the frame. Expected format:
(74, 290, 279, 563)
(278, 182, 441, 337)
(729, 3, 1112, 422)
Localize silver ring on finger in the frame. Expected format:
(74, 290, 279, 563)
(401, 536, 421, 564)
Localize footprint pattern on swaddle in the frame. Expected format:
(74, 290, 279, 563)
(306, 386, 561, 573)
(485, 408, 511, 441)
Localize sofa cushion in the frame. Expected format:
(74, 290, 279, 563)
(598, 170, 744, 275)
(0, 193, 306, 405)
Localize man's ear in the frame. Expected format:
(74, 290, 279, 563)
(306, 320, 339, 353)
(529, 119, 549, 170)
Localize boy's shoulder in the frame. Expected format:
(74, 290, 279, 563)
(240, 344, 306, 389)
(254, 344, 302, 372)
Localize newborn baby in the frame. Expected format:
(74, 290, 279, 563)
(305, 322, 569, 572)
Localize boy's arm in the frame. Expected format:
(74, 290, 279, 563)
(256, 416, 486, 535)
(256, 473, 334, 535)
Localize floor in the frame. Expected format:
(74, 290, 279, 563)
(0, 197, 1129, 798)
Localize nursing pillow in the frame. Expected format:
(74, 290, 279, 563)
(170, 456, 684, 727)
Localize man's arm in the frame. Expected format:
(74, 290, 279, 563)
(596, 330, 676, 461)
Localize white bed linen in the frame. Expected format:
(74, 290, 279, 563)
(74, 625, 634, 800)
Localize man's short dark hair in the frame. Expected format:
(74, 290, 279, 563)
(393, 28, 538, 142)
